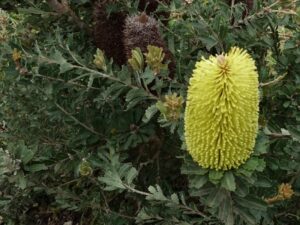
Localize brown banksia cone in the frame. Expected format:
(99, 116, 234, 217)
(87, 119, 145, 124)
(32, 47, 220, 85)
(93, 1, 127, 65)
(123, 13, 176, 77)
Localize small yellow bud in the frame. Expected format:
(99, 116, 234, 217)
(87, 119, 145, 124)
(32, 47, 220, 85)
(93, 49, 107, 71)
(157, 93, 183, 121)
(144, 45, 168, 75)
(79, 160, 93, 176)
(128, 47, 144, 72)
(110, 128, 117, 135)
(12, 48, 22, 62)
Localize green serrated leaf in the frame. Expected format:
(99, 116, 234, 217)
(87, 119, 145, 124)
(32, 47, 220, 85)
(50, 50, 74, 74)
(170, 193, 179, 204)
(206, 188, 226, 208)
(20, 146, 36, 165)
(209, 170, 224, 183)
(181, 162, 208, 175)
(287, 125, 300, 142)
(254, 132, 269, 155)
(218, 194, 234, 225)
(142, 104, 158, 123)
(234, 196, 267, 211)
(24, 163, 48, 172)
(234, 207, 256, 225)
(125, 167, 138, 185)
(242, 158, 259, 172)
(125, 88, 149, 110)
(221, 172, 236, 191)
(99, 173, 125, 191)
(190, 176, 208, 189)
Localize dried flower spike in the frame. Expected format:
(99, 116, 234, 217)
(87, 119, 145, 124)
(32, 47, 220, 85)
(0, 9, 9, 43)
(93, 2, 126, 65)
(184, 47, 259, 170)
(278, 183, 294, 199)
(265, 183, 294, 204)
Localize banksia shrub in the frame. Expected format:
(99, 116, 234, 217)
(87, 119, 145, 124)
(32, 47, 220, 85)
(123, 13, 175, 76)
(93, 1, 126, 65)
(184, 47, 259, 170)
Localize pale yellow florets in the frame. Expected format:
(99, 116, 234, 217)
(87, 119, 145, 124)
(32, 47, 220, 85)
(184, 47, 259, 170)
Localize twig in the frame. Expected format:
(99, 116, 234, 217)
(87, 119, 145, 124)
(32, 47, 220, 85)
(34, 73, 101, 91)
(123, 184, 208, 218)
(266, 133, 292, 139)
(230, 0, 235, 20)
(259, 74, 286, 87)
(55, 102, 104, 137)
(232, 0, 281, 27)
(72, 65, 159, 100)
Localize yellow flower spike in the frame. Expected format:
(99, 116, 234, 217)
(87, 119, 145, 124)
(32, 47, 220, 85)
(184, 47, 259, 170)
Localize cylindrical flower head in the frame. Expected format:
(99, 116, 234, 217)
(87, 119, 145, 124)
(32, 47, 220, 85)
(184, 47, 259, 170)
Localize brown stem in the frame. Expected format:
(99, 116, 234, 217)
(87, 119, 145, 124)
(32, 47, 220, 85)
(266, 133, 292, 139)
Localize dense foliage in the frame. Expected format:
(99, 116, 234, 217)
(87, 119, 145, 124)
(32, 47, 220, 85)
(0, 0, 299, 224)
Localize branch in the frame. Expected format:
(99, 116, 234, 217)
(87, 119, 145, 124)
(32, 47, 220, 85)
(55, 102, 105, 137)
(123, 184, 208, 218)
(266, 132, 292, 139)
(259, 74, 286, 87)
(34, 73, 102, 91)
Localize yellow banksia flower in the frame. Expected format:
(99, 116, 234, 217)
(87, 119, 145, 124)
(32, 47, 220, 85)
(184, 47, 259, 170)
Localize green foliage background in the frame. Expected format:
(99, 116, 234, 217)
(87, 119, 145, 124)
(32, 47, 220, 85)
(0, 0, 299, 224)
